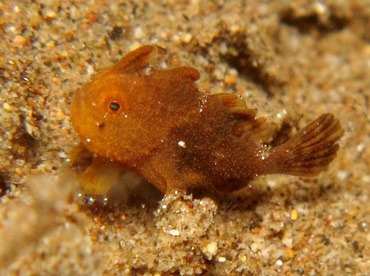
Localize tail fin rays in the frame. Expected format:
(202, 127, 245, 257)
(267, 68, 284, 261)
(271, 113, 344, 176)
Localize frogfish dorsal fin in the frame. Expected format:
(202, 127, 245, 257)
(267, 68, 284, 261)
(112, 45, 158, 74)
(209, 93, 274, 143)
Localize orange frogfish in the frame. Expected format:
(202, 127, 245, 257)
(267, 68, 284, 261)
(71, 45, 344, 195)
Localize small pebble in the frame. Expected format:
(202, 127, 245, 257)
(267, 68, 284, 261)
(218, 257, 226, 263)
(276, 259, 283, 266)
(3, 103, 13, 112)
(206, 241, 218, 256)
(337, 170, 350, 180)
(181, 33, 192, 43)
(13, 35, 27, 47)
(290, 209, 298, 220)
(168, 229, 180, 236)
(44, 9, 57, 19)
(284, 247, 295, 259)
(224, 75, 237, 84)
(250, 242, 260, 252)
(134, 26, 145, 39)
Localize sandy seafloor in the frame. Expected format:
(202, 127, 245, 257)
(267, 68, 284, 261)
(1, 0, 370, 275)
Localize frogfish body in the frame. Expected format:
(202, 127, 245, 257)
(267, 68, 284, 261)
(71, 45, 344, 195)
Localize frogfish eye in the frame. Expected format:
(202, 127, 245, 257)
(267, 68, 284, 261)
(109, 101, 120, 111)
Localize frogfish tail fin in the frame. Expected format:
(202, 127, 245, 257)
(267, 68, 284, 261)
(271, 113, 344, 176)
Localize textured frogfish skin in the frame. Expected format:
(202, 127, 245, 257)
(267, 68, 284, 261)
(71, 45, 344, 195)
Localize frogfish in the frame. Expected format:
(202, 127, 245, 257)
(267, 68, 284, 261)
(71, 45, 344, 195)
